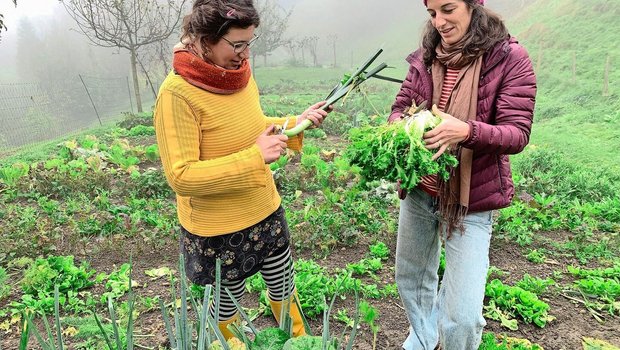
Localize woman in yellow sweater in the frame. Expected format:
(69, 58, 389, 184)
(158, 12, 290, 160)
(154, 0, 330, 339)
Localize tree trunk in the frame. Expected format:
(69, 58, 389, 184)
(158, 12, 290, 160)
(136, 54, 157, 100)
(130, 47, 143, 113)
(263, 54, 267, 67)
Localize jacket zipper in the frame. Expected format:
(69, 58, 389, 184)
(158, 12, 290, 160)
(496, 156, 505, 195)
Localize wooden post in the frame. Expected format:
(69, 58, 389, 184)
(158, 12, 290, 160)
(78, 74, 102, 126)
(572, 51, 577, 84)
(535, 42, 543, 74)
(602, 55, 611, 97)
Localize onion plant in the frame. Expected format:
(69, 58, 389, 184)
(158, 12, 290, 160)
(22, 255, 364, 350)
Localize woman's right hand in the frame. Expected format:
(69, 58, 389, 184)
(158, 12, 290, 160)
(257, 125, 289, 164)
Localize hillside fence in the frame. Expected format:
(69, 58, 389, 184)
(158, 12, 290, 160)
(0, 75, 159, 158)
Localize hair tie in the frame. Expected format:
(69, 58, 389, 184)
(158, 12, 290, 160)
(226, 8, 236, 18)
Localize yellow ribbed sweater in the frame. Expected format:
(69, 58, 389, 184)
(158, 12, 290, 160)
(154, 72, 303, 236)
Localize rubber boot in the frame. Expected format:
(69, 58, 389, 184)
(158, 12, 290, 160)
(217, 313, 240, 340)
(268, 290, 307, 337)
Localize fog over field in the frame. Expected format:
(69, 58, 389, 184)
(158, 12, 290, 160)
(0, 0, 533, 82)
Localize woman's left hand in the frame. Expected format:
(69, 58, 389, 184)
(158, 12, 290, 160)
(423, 104, 471, 160)
(298, 101, 332, 128)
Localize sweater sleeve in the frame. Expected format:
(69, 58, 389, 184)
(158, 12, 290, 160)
(265, 115, 304, 151)
(460, 45, 537, 155)
(154, 89, 267, 197)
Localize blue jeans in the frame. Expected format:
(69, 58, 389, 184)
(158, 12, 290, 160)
(396, 189, 492, 350)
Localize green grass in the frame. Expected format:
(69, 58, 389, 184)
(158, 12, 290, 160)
(507, 0, 620, 173)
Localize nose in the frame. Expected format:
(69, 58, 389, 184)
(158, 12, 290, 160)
(433, 13, 447, 28)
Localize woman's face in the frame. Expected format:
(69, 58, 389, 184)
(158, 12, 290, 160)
(426, 0, 473, 45)
(204, 25, 257, 70)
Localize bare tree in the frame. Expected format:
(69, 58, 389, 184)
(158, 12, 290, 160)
(251, 0, 291, 69)
(327, 34, 337, 68)
(0, 0, 18, 42)
(296, 38, 306, 66)
(302, 36, 319, 67)
(283, 39, 300, 66)
(137, 36, 178, 100)
(60, 0, 187, 112)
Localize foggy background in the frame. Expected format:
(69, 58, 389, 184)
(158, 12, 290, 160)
(0, 0, 532, 152)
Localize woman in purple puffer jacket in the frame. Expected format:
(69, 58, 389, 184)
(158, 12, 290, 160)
(391, 0, 536, 349)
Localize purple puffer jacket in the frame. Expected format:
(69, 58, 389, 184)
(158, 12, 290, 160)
(389, 37, 536, 212)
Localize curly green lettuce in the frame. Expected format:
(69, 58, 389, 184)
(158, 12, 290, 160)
(345, 110, 458, 191)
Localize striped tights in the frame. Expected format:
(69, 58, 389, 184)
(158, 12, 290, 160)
(210, 246, 295, 321)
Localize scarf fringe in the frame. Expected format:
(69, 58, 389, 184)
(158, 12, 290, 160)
(438, 151, 468, 239)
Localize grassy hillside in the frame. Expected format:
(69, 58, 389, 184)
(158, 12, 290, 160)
(508, 0, 620, 170)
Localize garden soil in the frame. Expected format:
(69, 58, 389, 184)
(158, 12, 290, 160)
(1, 231, 619, 349)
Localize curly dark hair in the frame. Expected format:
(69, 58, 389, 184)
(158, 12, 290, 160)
(181, 0, 260, 46)
(421, 0, 509, 66)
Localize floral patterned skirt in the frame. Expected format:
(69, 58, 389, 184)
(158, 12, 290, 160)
(180, 206, 291, 285)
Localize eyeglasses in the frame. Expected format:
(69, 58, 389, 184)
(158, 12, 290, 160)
(221, 34, 260, 53)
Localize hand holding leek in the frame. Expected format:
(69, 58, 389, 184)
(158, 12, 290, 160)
(295, 101, 331, 130)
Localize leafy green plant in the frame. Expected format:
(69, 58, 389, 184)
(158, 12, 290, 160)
(345, 109, 458, 191)
(99, 263, 134, 303)
(0, 266, 11, 301)
(144, 144, 160, 162)
(525, 249, 546, 264)
(0, 162, 29, 187)
(107, 143, 140, 171)
(567, 264, 620, 315)
(515, 274, 556, 295)
(484, 279, 555, 329)
(25, 271, 136, 350)
(270, 154, 290, 172)
(10, 256, 95, 315)
(128, 125, 155, 137)
(359, 301, 379, 350)
(346, 258, 383, 277)
(21, 256, 95, 297)
(368, 242, 390, 260)
(116, 111, 154, 130)
(478, 332, 543, 350)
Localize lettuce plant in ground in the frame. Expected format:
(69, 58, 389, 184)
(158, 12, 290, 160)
(478, 332, 543, 350)
(567, 264, 620, 316)
(484, 279, 555, 329)
(345, 110, 458, 191)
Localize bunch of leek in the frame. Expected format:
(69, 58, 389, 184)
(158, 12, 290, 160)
(284, 49, 388, 137)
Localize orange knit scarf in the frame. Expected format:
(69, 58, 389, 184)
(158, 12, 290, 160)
(172, 46, 251, 95)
